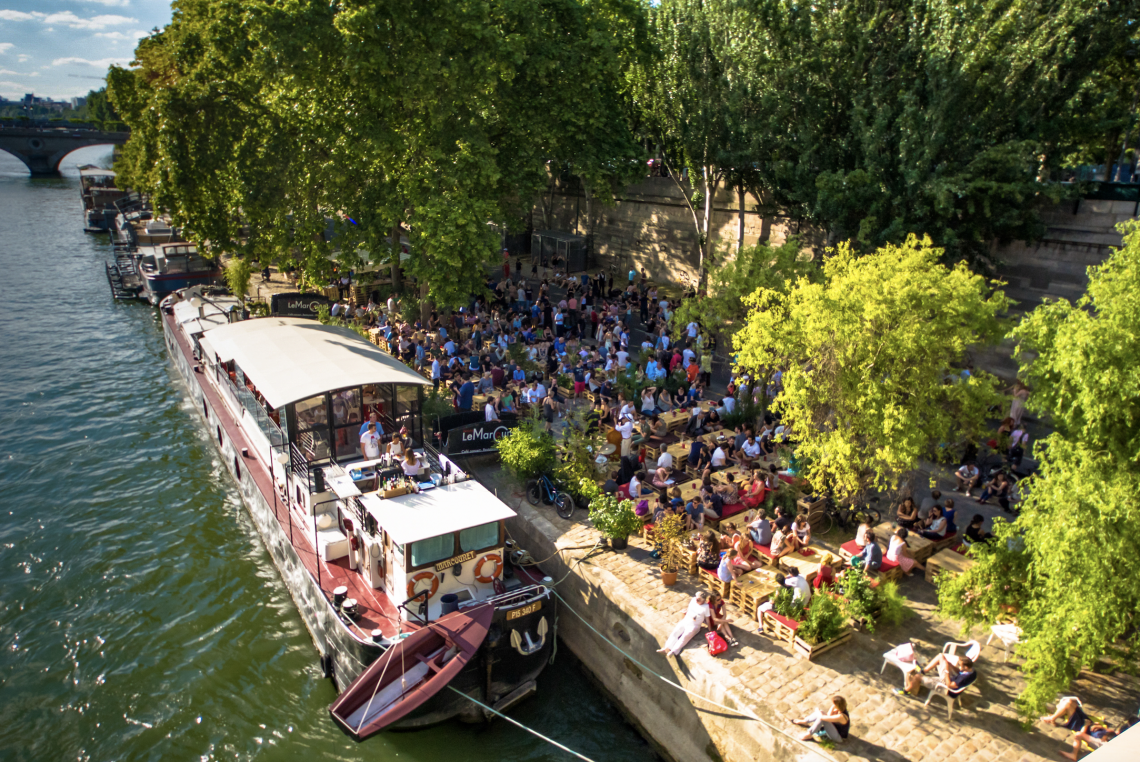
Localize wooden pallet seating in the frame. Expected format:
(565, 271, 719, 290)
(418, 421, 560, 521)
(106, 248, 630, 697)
(730, 574, 778, 619)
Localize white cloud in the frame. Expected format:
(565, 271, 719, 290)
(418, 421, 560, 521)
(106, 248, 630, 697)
(17, 54, 28, 62)
(77, 0, 131, 7)
(0, 10, 138, 29)
(0, 10, 41, 21)
(52, 56, 130, 68)
(0, 79, 28, 90)
(0, 43, 12, 54)
(94, 29, 147, 42)
(0, 68, 32, 75)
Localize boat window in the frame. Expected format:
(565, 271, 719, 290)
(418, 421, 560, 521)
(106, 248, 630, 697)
(409, 534, 455, 568)
(331, 387, 363, 460)
(188, 255, 214, 273)
(459, 522, 499, 553)
(296, 395, 327, 430)
(165, 256, 188, 274)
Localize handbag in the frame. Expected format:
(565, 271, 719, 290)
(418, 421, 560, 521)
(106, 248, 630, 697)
(706, 631, 728, 656)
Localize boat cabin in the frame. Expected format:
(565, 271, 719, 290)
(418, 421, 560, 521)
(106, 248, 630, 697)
(185, 316, 512, 625)
(140, 243, 217, 278)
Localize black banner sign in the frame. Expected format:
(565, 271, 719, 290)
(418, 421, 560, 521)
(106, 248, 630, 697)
(270, 291, 332, 318)
(446, 419, 515, 455)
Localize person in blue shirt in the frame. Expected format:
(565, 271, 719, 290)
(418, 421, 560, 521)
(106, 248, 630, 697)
(457, 375, 475, 411)
(444, 339, 456, 356)
(554, 336, 566, 355)
(468, 353, 481, 373)
(438, 325, 448, 339)
(512, 366, 527, 383)
(358, 413, 385, 437)
(645, 358, 659, 380)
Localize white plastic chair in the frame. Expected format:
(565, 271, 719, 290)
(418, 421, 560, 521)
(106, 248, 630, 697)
(943, 639, 981, 662)
(881, 643, 920, 681)
(986, 624, 1021, 662)
(923, 675, 979, 720)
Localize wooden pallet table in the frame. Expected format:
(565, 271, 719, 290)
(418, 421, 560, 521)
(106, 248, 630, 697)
(794, 630, 852, 661)
(873, 521, 937, 563)
(730, 573, 778, 619)
(699, 568, 732, 599)
(926, 547, 974, 584)
(776, 545, 831, 583)
(660, 409, 690, 433)
(761, 610, 800, 644)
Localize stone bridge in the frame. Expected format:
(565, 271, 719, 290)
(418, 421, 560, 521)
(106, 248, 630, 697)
(0, 125, 129, 176)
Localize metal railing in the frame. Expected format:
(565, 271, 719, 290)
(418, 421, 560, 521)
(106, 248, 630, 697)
(218, 371, 286, 448)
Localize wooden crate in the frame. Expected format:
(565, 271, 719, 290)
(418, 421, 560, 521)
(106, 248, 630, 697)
(730, 574, 777, 619)
(925, 548, 974, 584)
(381, 486, 409, 499)
(797, 496, 828, 528)
(760, 611, 800, 644)
(873, 521, 937, 563)
(700, 568, 732, 599)
(793, 630, 852, 660)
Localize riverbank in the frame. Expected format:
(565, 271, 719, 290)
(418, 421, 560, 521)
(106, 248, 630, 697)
(466, 455, 1138, 762)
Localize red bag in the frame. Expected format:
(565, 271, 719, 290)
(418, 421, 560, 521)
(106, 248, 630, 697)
(706, 631, 728, 656)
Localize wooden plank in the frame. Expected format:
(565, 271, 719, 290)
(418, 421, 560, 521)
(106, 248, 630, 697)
(926, 548, 974, 583)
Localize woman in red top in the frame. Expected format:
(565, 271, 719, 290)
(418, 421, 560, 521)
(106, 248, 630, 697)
(707, 593, 738, 647)
(812, 553, 838, 589)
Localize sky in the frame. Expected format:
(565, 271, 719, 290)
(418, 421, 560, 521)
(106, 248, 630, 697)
(0, 0, 173, 101)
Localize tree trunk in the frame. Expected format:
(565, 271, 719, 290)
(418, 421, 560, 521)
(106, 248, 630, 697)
(737, 184, 746, 253)
(390, 223, 402, 293)
(419, 280, 431, 326)
(698, 165, 719, 291)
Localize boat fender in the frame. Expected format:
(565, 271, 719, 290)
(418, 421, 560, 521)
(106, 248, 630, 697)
(474, 554, 503, 584)
(350, 535, 360, 552)
(406, 571, 439, 600)
(320, 653, 335, 680)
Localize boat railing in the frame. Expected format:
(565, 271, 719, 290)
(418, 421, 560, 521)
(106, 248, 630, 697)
(218, 371, 287, 449)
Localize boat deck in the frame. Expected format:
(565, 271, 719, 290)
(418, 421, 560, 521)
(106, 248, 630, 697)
(166, 311, 407, 640)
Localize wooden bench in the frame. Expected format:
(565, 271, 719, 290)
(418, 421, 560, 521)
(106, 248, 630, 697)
(926, 547, 974, 584)
(700, 567, 732, 599)
(730, 573, 778, 619)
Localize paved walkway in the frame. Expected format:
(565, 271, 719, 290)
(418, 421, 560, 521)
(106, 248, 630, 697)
(468, 457, 1137, 762)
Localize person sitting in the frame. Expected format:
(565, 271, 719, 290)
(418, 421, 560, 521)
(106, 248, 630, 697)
(895, 497, 919, 529)
(716, 473, 741, 505)
(651, 466, 674, 489)
(854, 517, 874, 548)
(1061, 720, 1133, 761)
(773, 505, 794, 533)
(964, 514, 993, 545)
(886, 527, 924, 576)
(791, 513, 812, 548)
(688, 436, 710, 470)
(701, 495, 723, 522)
(813, 553, 837, 589)
(942, 497, 959, 535)
(749, 508, 773, 547)
(783, 568, 812, 604)
(769, 526, 795, 561)
(696, 531, 721, 572)
(1041, 696, 1092, 732)
(740, 469, 766, 508)
(790, 696, 850, 744)
(628, 470, 646, 501)
(900, 654, 977, 699)
(684, 497, 705, 531)
(978, 471, 1012, 513)
(954, 462, 981, 497)
(401, 450, 424, 477)
(717, 548, 744, 582)
(648, 414, 670, 442)
(919, 489, 942, 521)
(709, 440, 728, 471)
(855, 533, 882, 573)
(707, 593, 739, 648)
(732, 533, 764, 571)
(656, 591, 710, 658)
(919, 506, 949, 541)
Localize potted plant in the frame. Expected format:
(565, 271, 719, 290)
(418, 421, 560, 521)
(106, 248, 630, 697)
(794, 592, 851, 659)
(839, 568, 879, 632)
(588, 494, 642, 550)
(495, 411, 556, 482)
(654, 513, 688, 586)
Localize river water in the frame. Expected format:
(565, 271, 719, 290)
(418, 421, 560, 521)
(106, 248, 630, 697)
(0, 148, 656, 762)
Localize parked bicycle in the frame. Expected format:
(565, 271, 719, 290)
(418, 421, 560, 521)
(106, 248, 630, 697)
(813, 495, 881, 536)
(526, 472, 576, 519)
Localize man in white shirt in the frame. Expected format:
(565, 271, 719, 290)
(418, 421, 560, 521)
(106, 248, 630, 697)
(682, 347, 695, 367)
(430, 356, 442, 388)
(742, 436, 761, 459)
(360, 423, 381, 460)
(955, 463, 981, 497)
(686, 321, 699, 340)
(535, 379, 547, 401)
(616, 349, 630, 369)
(721, 395, 736, 414)
(485, 398, 499, 422)
(710, 444, 727, 469)
(783, 569, 812, 604)
(387, 294, 396, 314)
(656, 450, 674, 471)
(616, 415, 634, 457)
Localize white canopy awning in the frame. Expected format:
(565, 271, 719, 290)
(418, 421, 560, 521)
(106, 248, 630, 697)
(358, 480, 516, 546)
(199, 317, 428, 408)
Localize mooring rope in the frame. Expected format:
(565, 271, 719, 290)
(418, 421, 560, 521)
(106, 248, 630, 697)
(446, 686, 598, 762)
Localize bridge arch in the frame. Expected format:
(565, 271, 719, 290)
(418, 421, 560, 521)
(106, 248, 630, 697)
(0, 128, 129, 176)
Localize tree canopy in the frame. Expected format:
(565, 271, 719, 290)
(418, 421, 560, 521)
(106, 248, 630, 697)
(733, 236, 1010, 498)
(938, 221, 1140, 716)
(108, 0, 647, 309)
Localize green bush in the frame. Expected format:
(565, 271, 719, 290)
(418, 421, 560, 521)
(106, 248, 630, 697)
(875, 580, 912, 628)
(422, 389, 453, 426)
(496, 425, 556, 482)
(840, 568, 879, 632)
(772, 587, 807, 621)
(588, 494, 642, 540)
(798, 593, 848, 645)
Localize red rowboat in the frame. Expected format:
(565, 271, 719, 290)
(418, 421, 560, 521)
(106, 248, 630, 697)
(329, 603, 494, 740)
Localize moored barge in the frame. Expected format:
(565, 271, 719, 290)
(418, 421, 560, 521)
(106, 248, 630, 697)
(159, 287, 553, 736)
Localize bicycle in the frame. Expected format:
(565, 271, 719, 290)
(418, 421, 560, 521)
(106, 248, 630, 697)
(526, 473, 576, 519)
(813, 496, 881, 537)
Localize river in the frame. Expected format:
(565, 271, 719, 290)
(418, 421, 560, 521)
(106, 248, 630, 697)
(0, 147, 657, 762)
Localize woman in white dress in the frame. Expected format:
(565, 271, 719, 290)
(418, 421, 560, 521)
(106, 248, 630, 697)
(657, 591, 710, 657)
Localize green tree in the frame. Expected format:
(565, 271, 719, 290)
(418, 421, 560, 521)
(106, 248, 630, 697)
(720, 0, 1138, 261)
(939, 221, 1140, 716)
(733, 235, 1009, 499)
(223, 257, 253, 303)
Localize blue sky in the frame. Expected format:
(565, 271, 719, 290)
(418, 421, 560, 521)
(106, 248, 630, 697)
(0, 0, 173, 100)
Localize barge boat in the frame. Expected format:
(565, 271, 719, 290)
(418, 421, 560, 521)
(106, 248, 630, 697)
(159, 287, 553, 736)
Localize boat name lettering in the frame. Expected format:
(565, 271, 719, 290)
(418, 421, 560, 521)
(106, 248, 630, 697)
(461, 425, 509, 443)
(435, 550, 477, 572)
(506, 601, 542, 620)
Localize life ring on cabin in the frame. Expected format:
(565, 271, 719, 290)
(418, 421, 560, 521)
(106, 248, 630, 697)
(407, 572, 439, 600)
(474, 554, 503, 584)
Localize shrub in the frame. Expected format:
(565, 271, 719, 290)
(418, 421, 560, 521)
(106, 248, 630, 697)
(224, 256, 253, 302)
(798, 593, 848, 645)
(772, 587, 807, 621)
(422, 389, 453, 426)
(840, 568, 879, 632)
(496, 425, 556, 482)
(875, 580, 912, 628)
(655, 513, 689, 572)
(588, 494, 642, 540)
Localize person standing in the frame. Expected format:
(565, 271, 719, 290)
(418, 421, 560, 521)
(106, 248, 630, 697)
(457, 374, 475, 411)
(485, 397, 499, 422)
(616, 414, 634, 457)
(359, 412, 385, 438)
(360, 423, 382, 460)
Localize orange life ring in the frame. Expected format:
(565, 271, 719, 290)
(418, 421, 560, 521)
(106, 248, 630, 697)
(474, 553, 503, 584)
(407, 571, 439, 600)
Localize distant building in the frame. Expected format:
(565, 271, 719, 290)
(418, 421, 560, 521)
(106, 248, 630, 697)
(23, 93, 33, 105)
(70, 96, 86, 109)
